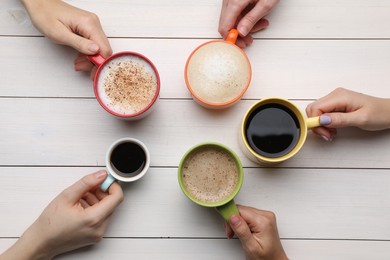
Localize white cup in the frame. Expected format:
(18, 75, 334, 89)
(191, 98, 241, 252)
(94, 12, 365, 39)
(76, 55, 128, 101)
(101, 137, 150, 191)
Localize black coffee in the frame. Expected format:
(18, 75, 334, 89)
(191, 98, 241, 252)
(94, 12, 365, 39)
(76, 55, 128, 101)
(245, 104, 300, 158)
(110, 142, 146, 177)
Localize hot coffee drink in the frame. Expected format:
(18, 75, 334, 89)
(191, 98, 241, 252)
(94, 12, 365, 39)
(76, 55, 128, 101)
(186, 42, 251, 104)
(97, 55, 158, 115)
(110, 142, 146, 177)
(181, 146, 239, 203)
(245, 104, 301, 158)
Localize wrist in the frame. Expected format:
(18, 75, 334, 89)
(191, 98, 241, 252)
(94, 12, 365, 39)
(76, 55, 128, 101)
(20, 0, 47, 14)
(384, 98, 390, 129)
(17, 224, 54, 260)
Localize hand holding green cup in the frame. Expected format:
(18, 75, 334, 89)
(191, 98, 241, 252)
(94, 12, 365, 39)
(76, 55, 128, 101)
(178, 142, 244, 221)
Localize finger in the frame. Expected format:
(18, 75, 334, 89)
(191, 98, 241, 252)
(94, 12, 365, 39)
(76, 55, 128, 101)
(311, 126, 336, 141)
(229, 214, 259, 249)
(324, 111, 363, 129)
(88, 182, 124, 219)
(219, 1, 248, 39)
(241, 35, 254, 47)
(61, 170, 107, 204)
(237, 204, 272, 216)
(224, 222, 235, 239)
(80, 199, 90, 209)
(306, 88, 351, 117)
(237, 2, 273, 36)
(90, 67, 98, 81)
(249, 18, 269, 33)
(95, 187, 109, 201)
(74, 54, 98, 76)
(83, 191, 100, 206)
(74, 53, 89, 64)
(77, 16, 112, 58)
(235, 38, 248, 48)
(74, 59, 94, 72)
(49, 23, 101, 55)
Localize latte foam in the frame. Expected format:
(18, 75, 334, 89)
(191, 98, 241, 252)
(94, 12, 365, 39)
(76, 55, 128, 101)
(182, 146, 239, 203)
(186, 42, 250, 104)
(97, 55, 158, 115)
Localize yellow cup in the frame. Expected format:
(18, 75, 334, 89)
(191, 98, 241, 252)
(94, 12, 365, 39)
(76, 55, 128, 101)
(239, 97, 320, 165)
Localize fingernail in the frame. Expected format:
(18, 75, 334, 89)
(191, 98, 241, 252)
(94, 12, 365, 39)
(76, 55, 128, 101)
(238, 25, 249, 36)
(321, 135, 330, 141)
(320, 115, 332, 125)
(230, 215, 241, 227)
(88, 43, 99, 53)
(94, 170, 107, 179)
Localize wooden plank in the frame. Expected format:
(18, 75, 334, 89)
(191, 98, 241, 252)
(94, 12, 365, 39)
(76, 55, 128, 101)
(1, 238, 390, 260)
(2, 0, 390, 38)
(0, 98, 389, 168)
(0, 167, 389, 240)
(1, 37, 390, 99)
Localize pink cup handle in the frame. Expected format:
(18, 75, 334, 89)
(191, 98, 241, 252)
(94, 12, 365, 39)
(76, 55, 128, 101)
(88, 54, 106, 66)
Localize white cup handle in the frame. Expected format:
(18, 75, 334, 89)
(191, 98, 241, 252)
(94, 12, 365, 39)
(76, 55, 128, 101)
(100, 174, 116, 192)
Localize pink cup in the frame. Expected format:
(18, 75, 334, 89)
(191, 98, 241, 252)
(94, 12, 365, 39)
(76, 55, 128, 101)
(88, 52, 160, 120)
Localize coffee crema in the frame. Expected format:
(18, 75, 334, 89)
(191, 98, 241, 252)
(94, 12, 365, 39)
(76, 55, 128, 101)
(110, 142, 146, 178)
(97, 55, 158, 115)
(245, 104, 301, 158)
(182, 146, 239, 203)
(186, 42, 250, 104)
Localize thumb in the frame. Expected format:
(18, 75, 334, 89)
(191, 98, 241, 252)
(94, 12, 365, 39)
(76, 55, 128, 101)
(64, 32, 100, 55)
(52, 26, 100, 55)
(61, 170, 107, 203)
(237, 4, 270, 36)
(229, 215, 256, 246)
(320, 111, 361, 129)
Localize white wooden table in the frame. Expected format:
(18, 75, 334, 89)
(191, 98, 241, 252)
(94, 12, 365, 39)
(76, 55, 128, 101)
(1, 1, 390, 259)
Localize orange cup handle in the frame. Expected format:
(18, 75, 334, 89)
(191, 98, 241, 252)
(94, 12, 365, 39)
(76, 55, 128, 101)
(226, 29, 239, 44)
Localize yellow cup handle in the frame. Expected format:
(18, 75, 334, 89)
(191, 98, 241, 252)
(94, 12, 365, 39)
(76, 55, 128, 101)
(306, 116, 321, 129)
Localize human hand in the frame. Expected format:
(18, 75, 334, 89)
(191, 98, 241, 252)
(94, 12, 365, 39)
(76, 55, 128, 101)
(21, 0, 112, 79)
(1, 170, 123, 259)
(306, 87, 390, 141)
(218, 0, 279, 48)
(224, 205, 287, 260)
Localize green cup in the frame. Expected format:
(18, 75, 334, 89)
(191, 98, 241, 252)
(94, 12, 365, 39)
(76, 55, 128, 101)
(178, 142, 244, 221)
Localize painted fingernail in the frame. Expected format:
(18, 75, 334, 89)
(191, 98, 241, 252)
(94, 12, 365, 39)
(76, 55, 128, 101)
(321, 135, 330, 141)
(320, 115, 332, 125)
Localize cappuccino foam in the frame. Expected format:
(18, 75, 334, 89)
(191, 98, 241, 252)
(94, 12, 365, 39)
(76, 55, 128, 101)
(97, 55, 158, 115)
(186, 42, 250, 104)
(182, 146, 239, 203)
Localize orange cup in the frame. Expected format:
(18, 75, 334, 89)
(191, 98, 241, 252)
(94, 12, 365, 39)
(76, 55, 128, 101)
(184, 29, 252, 109)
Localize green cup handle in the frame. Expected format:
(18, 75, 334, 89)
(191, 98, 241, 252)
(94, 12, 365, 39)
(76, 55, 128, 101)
(216, 199, 239, 222)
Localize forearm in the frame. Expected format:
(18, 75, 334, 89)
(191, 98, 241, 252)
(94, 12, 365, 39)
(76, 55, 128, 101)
(0, 226, 52, 260)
